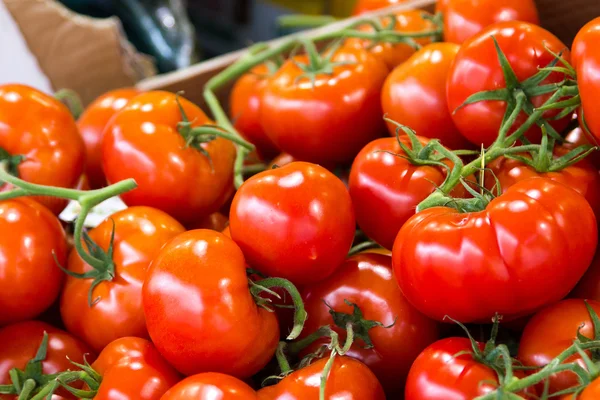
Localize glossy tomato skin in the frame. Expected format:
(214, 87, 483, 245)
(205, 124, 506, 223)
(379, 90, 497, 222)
(393, 178, 597, 323)
(143, 229, 279, 378)
(60, 206, 185, 352)
(230, 162, 355, 285)
(161, 373, 258, 399)
(257, 356, 385, 399)
(186, 211, 228, 231)
(300, 253, 439, 396)
(352, 0, 408, 15)
(381, 42, 470, 150)
(443, 0, 539, 44)
(571, 251, 600, 300)
(0, 321, 94, 400)
(0, 84, 85, 214)
(77, 88, 139, 189)
(564, 379, 600, 400)
(447, 22, 571, 147)
(0, 199, 67, 326)
(92, 337, 180, 400)
(102, 91, 236, 225)
(230, 65, 279, 160)
(349, 137, 468, 250)
(565, 120, 600, 168)
(260, 47, 388, 165)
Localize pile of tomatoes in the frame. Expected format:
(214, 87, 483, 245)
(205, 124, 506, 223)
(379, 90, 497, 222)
(2, 0, 600, 398)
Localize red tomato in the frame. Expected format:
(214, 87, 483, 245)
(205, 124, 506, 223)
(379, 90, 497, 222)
(0, 84, 85, 214)
(565, 121, 600, 169)
(518, 299, 600, 394)
(77, 88, 140, 189)
(0, 199, 67, 326)
(571, 251, 600, 300)
(230, 162, 355, 285)
(161, 373, 258, 399)
(562, 378, 600, 400)
(435, 0, 450, 13)
(393, 178, 597, 322)
(381, 42, 471, 149)
(260, 47, 388, 165)
(0, 321, 94, 400)
(230, 65, 279, 160)
(92, 337, 180, 400)
(268, 153, 297, 169)
(186, 211, 228, 231)
(60, 206, 185, 352)
(443, 0, 539, 44)
(300, 253, 439, 396)
(257, 356, 385, 399)
(352, 0, 408, 15)
(348, 136, 468, 250)
(143, 229, 279, 378)
(102, 91, 236, 225)
(446, 22, 572, 147)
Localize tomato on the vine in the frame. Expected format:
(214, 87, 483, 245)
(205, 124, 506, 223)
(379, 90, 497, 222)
(162, 373, 258, 399)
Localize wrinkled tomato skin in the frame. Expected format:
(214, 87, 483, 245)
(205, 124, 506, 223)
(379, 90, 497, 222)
(102, 91, 236, 225)
(0, 199, 67, 326)
(571, 251, 600, 300)
(60, 206, 185, 352)
(393, 178, 597, 323)
(257, 357, 385, 399)
(0, 84, 85, 214)
(260, 47, 388, 165)
(447, 22, 572, 147)
(519, 299, 600, 394)
(300, 253, 439, 396)
(230, 162, 355, 285)
(161, 373, 258, 399)
(352, 0, 408, 15)
(381, 43, 471, 150)
(443, 0, 539, 44)
(349, 137, 467, 250)
(143, 230, 279, 378)
(92, 337, 180, 400)
(0, 321, 94, 400)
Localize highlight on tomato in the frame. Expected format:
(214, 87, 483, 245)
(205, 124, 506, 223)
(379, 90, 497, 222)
(161, 373, 258, 399)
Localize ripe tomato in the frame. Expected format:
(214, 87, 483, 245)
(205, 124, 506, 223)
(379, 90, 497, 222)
(60, 206, 185, 352)
(393, 178, 597, 322)
(92, 337, 180, 400)
(348, 136, 468, 250)
(565, 119, 600, 168)
(77, 88, 140, 189)
(257, 356, 385, 399)
(102, 91, 236, 225)
(186, 211, 229, 231)
(443, 0, 539, 44)
(518, 299, 600, 394)
(0, 199, 67, 326)
(143, 229, 279, 378)
(0, 84, 85, 214)
(435, 0, 450, 13)
(344, 10, 437, 70)
(381, 43, 471, 149)
(562, 378, 600, 400)
(230, 162, 355, 285)
(162, 373, 258, 399)
(352, 0, 408, 15)
(300, 253, 439, 396)
(230, 65, 279, 160)
(260, 47, 388, 165)
(446, 22, 571, 147)
(571, 251, 600, 300)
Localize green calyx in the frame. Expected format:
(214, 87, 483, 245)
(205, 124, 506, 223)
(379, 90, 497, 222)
(0, 147, 24, 179)
(292, 38, 355, 86)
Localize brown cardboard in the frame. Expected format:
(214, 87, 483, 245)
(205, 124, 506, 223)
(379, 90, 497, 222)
(535, 0, 600, 46)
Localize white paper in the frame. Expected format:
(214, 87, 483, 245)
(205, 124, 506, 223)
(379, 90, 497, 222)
(59, 196, 128, 228)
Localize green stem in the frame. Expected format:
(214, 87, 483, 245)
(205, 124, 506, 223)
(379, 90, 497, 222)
(275, 342, 292, 375)
(188, 126, 255, 151)
(54, 88, 83, 119)
(242, 163, 268, 176)
(17, 379, 35, 400)
(287, 326, 333, 355)
(348, 240, 379, 256)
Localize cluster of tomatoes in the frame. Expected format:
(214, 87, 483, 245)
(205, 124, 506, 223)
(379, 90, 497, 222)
(3, 0, 600, 399)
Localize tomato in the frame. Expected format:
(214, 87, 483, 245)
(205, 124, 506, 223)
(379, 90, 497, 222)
(393, 177, 597, 323)
(230, 162, 355, 285)
(186, 211, 228, 231)
(300, 253, 439, 396)
(102, 91, 236, 225)
(143, 229, 279, 378)
(435, 0, 450, 13)
(260, 47, 388, 165)
(0, 321, 94, 400)
(565, 120, 600, 169)
(60, 206, 185, 352)
(268, 153, 297, 169)
(571, 251, 600, 300)
(344, 11, 437, 70)
(92, 337, 180, 400)
(0, 84, 85, 214)
(562, 378, 600, 400)
(518, 299, 600, 394)
(161, 373, 258, 399)
(0, 199, 67, 326)
(443, 0, 539, 44)
(352, 0, 408, 15)
(348, 136, 468, 250)
(447, 22, 572, 147)
(77, 88, 140, 189)
(230, 65, 279, 160)
(257, 356, 385, 399)
(381, 43, 471, 150)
